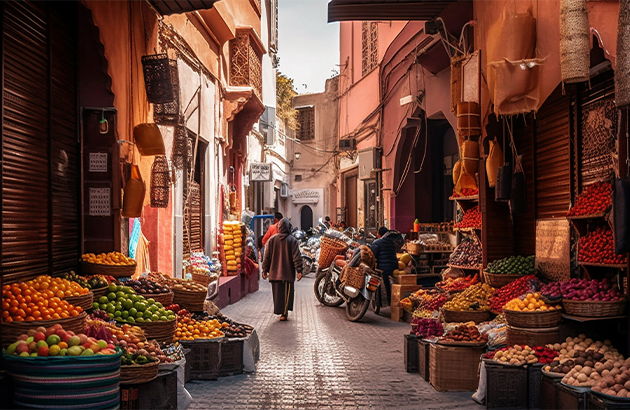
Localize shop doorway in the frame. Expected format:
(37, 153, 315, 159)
(364, 180, 378, 230)
(300, 206, 313, 230)
(344, 173, 358, 227)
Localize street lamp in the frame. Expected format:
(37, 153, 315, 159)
(295, 152, 301, 160)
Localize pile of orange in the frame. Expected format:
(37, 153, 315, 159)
(26, 275, 90, 298)
(175, 317, 226, 341)
(2, 282, 83, 323)
(81, 252, 135, 266)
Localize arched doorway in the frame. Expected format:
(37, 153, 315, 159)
(300, 206, 313, 230)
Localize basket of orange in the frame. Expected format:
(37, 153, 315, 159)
(174, 317, 226, 342)
(80, 252, 137, 278)
(27, 275, 93, 312)
(1, 280, 86, 347)
(502, 292, 563, 328)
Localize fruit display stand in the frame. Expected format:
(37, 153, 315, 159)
(80, 251, 137, 278)
(1, 312, 87, 348)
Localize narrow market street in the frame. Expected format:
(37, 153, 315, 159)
(187, 276, 478, 410)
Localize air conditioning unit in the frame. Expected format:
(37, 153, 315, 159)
(339, 138, 356, 151)
(280, 183, 289, 198)
(259, 106, 276, 145)
(358, 147, 382, 180)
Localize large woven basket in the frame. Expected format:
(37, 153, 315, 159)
(64, 292, 94, 312)
(560, 0, 590, 84)
(343, 266, 365, 289)
(1, 312, 87, 347)
(442, 308, 492, 324)
(192, 272, 212, 287)
(484, 271, 526, 288)
(503, 308, 563, 328)
(120, 360, 159, 385)
(135, 319, 176, 344)
(562, 298, 626, 317)
(318, 236, 348, 269)
(150, 291, 174, 307)
(507, 325, 561, 346)
(80, 260, 136, 278)
(173, 288, 207, 312)
(406, 243, 423, 256)
(91, 286, 109, 299)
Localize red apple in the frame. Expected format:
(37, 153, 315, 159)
(18, 334, 29, 341)
(87, 337, 98, 344)
(106, 344, 116, 350)
(55, 329, 67, 340)
(37, 346, 49, 357)
(33, 332, 45, 342)
(35, 326, 46, 334)
(45, 327, 56, 338)
(16, 342, 29, 354)
(28, 341, 37, 352)
(27, 329, 36, 337)
(66, 331, 75, 337)
(78, 334, 88, 345)
(51, 324, 63, 330)
(62, 334, 72, 343)
(81, 342, 93, 350)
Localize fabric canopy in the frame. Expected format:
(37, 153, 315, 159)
(327, 0, 461, 22)
(150, 0, 219, 16)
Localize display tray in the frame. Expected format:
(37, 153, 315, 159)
(80, 260, 137, 277)
(178, 336, 225, 343)
(577, 261, 627, 268)
(541, 369, 565, 379)
(453, 226, 481, 232)
(562, 298, 626, 317)
(591, 390, 630, 402)
(562, 313, 627, 322)
(566, 211, 609, 220)
(446, 264, 482, 270)
(449, 195, 479, 202)
(560, 381, 591, 393)
(437, 339, 486, 347)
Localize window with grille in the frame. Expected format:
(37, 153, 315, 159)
(362, 21, 378, 76)
(270, 0, 278, 53)
(230, 30, 263, 101)
(297, 107, 315, 141)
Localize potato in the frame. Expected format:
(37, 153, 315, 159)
(584, 361, 594, 368)
(614, 384, 624, 393)
(582, 366, 593, 376)
(562, 366, 571, 373)
(577, 374, 588, 383)
(574, 365, 583, 372)
(602, 369, 610, 377)
(553, 343, 561, 351)
(585, 338, 594, 345)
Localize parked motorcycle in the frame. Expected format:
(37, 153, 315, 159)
(313, 248, 381, 322)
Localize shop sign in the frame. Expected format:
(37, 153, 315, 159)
(89, 152, 108, 173)
(89, 187, 111, 216)
(535, 219, 570, 282)
(250, 162, 272, 182)
(291, 189, 320, 204)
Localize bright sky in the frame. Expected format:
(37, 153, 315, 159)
(278, 0, 340, 94)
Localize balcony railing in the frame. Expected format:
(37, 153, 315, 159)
(230, 30, 263, 101)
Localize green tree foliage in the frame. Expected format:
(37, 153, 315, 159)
(276, 71, 299, 130)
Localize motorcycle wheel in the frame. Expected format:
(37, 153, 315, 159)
(371, 286, 381, 314)
(314, 271, 344, 307)
(345, 294, 370, 322)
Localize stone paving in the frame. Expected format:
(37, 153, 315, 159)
(186, 276, 482, 409)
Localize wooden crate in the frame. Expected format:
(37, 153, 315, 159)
(390, 306, 403, 322)
(556, 380, 587, 410)
(429, 343, 483, 392)
(404, 334, 419, 373)
(541, 374, 559, 410)
(417, 339, 430, 381)
(392, 274, 418, 285)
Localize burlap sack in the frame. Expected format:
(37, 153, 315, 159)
(455, 172, 477, 194)
(560, 0, 590, 84)
(461, 139, 480, 175)
(486, 138, 503, 188)
(490, 57, 546, 115)
(453, 160, 462, 185)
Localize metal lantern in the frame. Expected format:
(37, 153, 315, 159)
(150, 155, 170, 208)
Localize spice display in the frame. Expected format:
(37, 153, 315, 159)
(487, 255, 535, 275)
(455, 205, 481, 229)
(441, 324, 487, 343)
(567, 181, 612, 217)
(554, 278, 624, 302)
(2, 281, 83, 322)
(504, 292, 562, 312)
(448, 236, 482, 267)
(489, 275, 540, 313)
(436, 274, 479, 292)
(150, 273, 207, 292)
(443, 283, 494, 311)
(410, 318, 444, 338)
(81, 251, 135, 266)
(5, 324, 117, 357)
(578, 227, 627, 265)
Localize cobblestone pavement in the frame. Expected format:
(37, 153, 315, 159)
(186, 276, 482, 410)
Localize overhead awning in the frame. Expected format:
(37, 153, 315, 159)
(149, 0, 219, 16)
(327, 0, 462, 22)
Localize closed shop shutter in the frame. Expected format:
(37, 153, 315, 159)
(1, 2, 78, 282)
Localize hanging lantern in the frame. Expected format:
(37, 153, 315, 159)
(122, 165, 146, 218)
(616, 0, 630, 108)
(172, 124, 188, 170)
(150, 156, 170, 208)
(141, 53, 175, 104)
(495, 163, 512, 202)
(559, 0, 590, 84)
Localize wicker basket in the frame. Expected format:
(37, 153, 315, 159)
(135, 319, 176, 344)
(562, 298, 626, 317)
(318, 237, 348, 269)
(406, 243, 424, 256)
(80, 260, 136, 278)
(484, 271, 526, 288)
(150, 291, 174, 307)
(442, 308, 492, 324)
(91, 286, 109, 299)
(120, 360, 159, 385)
(173, 288, 207, 312)
(507, 325, 561, 347)
(429, 343, 484, 391)
(64, 292, 94, 312)
(343, 266, 365, 289)
(503, 308, 563, 328)
(191, 272, 212, 287)
(560, 0, 590, 84)
(1, 312, 87, 347)
(141, 53, 175, 104)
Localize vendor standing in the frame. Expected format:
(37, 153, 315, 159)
(262, 218, 303, 321)
(370, 227, 404, 305)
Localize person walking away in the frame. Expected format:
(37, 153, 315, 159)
(262, 218, 303, 321)
(370, 227, 404, 305)
(261, 212, 283, 247)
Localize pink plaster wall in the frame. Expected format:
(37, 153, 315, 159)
(142, 197, 174, 276)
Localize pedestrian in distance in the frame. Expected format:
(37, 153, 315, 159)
(261, 211, 283, 247)
(262, 218, 303, 321)
(370, 227, 404, 305)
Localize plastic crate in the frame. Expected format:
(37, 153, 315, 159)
(121, 370, 177, 410)
(528, 364, 543, 409)
(556, 381, 587, 410)
(404, 334, 419, 373)
(541, 374, 558, 410)
(181, 339, 221, 380)
(587, 392, 630, 409)
(417, 339, 430, 381)
(219, 338, 244, 377)
(485, 363, 528, 409)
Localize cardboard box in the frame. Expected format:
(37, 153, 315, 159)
(390, 306, 403, 322)
(392, 274, 418, 285)
(391, 284, 422, 301)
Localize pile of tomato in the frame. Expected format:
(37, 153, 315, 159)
(578, 227, 627, 265)
(567, 181, 612, 217)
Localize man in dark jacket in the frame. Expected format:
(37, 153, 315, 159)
(262, 218, 303, 321)
(370, 227, 404, 305)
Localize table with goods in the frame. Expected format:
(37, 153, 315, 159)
(1, 251, 259, 409)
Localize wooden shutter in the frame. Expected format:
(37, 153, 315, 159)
(1, 2, 78, 282)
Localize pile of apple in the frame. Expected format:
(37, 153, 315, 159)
(5, 324, 117, 357)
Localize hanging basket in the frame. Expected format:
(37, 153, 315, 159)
(151, 155, 170, 208)
(559, 0, 590, 84)
(496, 163, 512, 202)
(141, 53, 175, 104)
(172, 124, 191, 171)
(153, 59, 181, 124)
(134, 123, 165, 156)
(457, 102, 481, 138)
(461, 138, 480, 175)
(617, 0, 630, 108)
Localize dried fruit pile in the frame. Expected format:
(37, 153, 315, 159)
(410, 318, 443, 338)
(567, 181, 612, 217)
(120, 278, 170, 295)
(578, 227, 627, 265)
(448, 236, 482, 268)
(443, 283, 494, 312)
(441, 324, 486, 343)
